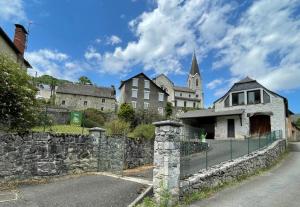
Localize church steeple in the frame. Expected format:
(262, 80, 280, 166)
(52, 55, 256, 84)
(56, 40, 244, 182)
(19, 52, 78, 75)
(189, 52, 200, 76)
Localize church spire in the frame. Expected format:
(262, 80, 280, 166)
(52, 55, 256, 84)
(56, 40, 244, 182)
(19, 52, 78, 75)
(189, 52, 200, 76)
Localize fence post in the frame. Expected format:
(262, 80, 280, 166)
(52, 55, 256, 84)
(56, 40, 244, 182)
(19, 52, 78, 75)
(153, 120, 182, 206)
(89, 127, 106, 172)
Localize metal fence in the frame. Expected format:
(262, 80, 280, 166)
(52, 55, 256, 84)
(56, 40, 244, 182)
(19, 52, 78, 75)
(180, 130, 283, 179)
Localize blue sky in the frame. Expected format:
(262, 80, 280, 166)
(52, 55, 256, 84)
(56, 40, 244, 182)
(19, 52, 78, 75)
(0, 0, 299, 112)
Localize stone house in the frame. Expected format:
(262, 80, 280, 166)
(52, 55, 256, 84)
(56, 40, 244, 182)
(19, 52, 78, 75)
(180, 77, 291, 139)
(55, 83, 116, 111)
(153, 53, 204, 110)
(0, 24, 31, 70)
(36, 84, 57, 101)
(119, 73, 168, 116)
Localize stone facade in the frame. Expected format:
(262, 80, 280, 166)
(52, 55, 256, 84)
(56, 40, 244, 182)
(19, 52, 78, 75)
(153, 121, 182, 206)
(56, 84, 116, 112)
(180, 139, 286, 197)
(119, 73, 168, 115)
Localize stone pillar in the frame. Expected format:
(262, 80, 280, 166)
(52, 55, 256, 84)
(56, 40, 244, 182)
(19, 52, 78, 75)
(89, 127, 106, 171)
(153, 120, 182, 206)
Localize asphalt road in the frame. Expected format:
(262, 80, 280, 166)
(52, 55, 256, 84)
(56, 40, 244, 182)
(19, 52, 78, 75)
(190, 142, 300, 207)
(0, 175, 146, 207)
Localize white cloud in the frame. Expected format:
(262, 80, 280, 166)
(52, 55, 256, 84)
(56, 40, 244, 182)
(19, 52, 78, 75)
(106, 35, 122, 45)
(84, 47, 101, 61)
(0, 0, 27, 22)
(25, 49, 84, 80)
(207, 79, 224, 90)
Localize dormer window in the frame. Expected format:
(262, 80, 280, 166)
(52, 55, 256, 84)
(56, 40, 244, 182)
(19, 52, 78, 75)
(232, 92, 245, 106)
(247, 90, 261, 104)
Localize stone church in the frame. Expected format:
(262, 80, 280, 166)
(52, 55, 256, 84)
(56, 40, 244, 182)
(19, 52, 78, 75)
(153, 52, 204, 110)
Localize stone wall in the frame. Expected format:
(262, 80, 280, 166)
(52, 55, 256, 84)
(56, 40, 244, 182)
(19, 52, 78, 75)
(0, 132, 154, 180)
(180, 139, 287, 197)
(0, 132, 97, 180)
(124, 138, 154, 169)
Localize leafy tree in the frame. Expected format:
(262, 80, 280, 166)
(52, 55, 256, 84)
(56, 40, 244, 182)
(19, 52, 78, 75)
(82, 108, 107, 128)
(165, 102, 173, 118)
(33, 74, 70, 86)
(0, 54, 37, 131)
(78, 76, 92, 85)
(118, 103, 135, 124)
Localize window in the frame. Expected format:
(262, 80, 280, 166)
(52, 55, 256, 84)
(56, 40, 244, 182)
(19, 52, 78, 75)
(144, 91, 150, 99)
(132, 78, 138, 87)
(175, 100, 177, 107)
(247, 90, 261, 104)
(158, 107, 164, 115)
(184, 101, 187, 107)
(232, 92, 245, 106)
(144, 102, 149, 109)
(180, 93, 182, 97)
(196, 94, 199, 98)
(263, 91, 270, 103)
(224, 96, 229, 107)
(196, 79, 199, 86)
(144, 80, 150, 89)
(101, 107, 104, 111)
(132, 89, 138, 98)
(62, 100, 65, 105)
(189, 94, 191, 98)
(158, 93, 164, 102)
(84, 101, 87, 106)
(132, 101, 137, 109)
(102, 99, 105, 103)
(193, 102, 196, 108)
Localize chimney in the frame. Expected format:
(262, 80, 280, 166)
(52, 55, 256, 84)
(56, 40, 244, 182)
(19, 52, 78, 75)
(13, 24, 28, 56)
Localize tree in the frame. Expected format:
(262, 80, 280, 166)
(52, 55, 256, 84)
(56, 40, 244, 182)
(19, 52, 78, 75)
(118, 103, 135, 124)
(0, 54, 37, 131)
(78, 76, 92, 85)
(165, 102, 173, 118)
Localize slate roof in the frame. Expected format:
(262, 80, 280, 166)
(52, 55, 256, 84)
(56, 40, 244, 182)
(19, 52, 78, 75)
(174, 86, 194, 93)
(56, 84, 116, 99)
(180, 109, 244, 119)
(189, 52, 200, 76)
(0, 25, 31, 68)
(119, 72, 169, 95)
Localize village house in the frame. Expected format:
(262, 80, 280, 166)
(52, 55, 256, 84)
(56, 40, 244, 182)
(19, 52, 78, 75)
(36, 84, 57, 101)
(180, 77, 295, 140)
(119, 73, 168, 116)
(153, 53, 204, 110)
(0, 24, 31, 70)
(55, 83, 116, 111)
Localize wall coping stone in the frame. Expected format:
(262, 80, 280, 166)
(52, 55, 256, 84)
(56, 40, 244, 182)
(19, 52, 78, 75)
(153, 120, 183, 127)
(89, 127, 106, 132)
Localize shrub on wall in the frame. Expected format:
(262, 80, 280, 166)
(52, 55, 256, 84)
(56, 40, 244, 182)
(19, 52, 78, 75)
(105, 119, 131, 136)
(130, 124, 155, 140)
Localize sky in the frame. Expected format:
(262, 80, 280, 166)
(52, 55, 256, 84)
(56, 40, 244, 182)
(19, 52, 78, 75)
(0, 0, 299, 112)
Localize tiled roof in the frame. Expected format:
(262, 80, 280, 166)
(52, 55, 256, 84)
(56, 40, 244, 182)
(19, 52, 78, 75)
(56, 83, 115, 99)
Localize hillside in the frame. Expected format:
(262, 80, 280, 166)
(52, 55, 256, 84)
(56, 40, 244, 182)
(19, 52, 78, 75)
(33, 75, 72, 86)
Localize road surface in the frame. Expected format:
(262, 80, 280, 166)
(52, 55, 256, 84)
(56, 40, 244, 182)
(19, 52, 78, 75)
(190, 142, 300, 207)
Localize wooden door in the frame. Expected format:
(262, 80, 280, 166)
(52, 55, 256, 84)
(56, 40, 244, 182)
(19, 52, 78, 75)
(228, 119, 235, 138)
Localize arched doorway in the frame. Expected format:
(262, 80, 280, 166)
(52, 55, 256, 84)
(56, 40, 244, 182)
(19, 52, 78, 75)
(250, 115, 271, 136)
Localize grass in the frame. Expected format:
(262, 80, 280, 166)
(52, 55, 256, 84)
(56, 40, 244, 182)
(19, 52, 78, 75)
(32, 124, 89, 135)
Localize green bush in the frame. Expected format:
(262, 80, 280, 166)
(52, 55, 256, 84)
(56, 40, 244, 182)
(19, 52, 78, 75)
(82, 108, 107, 128)
(131, 124, 155, 140)
(105, 119, 131, 136)
(118, 103, 135, 124)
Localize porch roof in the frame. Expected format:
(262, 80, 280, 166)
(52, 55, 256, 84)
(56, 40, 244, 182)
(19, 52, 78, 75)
(179, 109, 244, 119)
